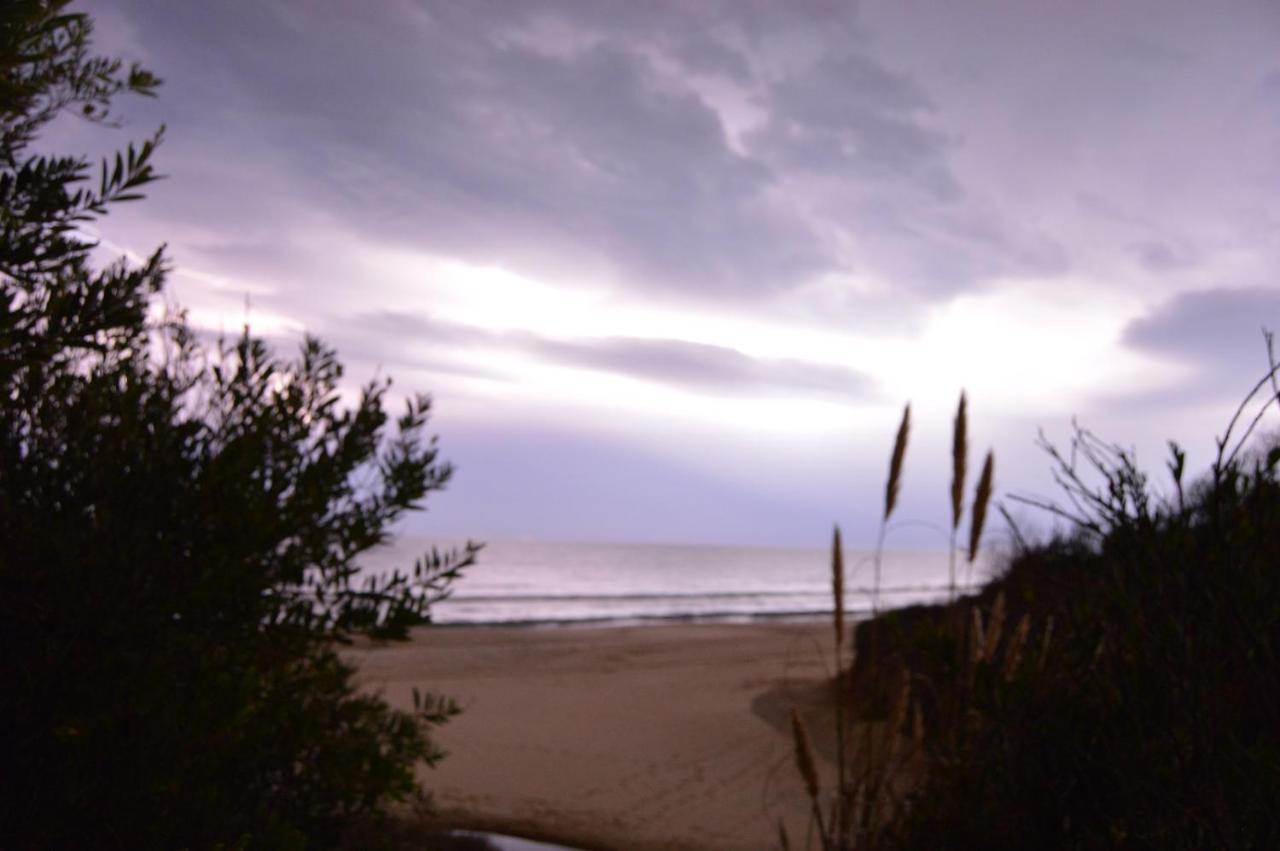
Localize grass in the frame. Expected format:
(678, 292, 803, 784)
(784, 358, 1280, 849)
(785, 392, 995, 849)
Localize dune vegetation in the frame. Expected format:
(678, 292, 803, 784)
(788, 372, 1280, 849)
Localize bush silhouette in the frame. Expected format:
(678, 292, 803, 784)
(0, 3, 475, 846)
(890, 415, 1280, 850)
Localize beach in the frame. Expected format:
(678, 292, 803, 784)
(353, 621, 846, 851)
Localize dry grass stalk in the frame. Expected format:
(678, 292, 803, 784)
(846, 627, 858, 680)
(968, 451, 995, 562)
(830, 526, 849, 843)
(951, 392, 968, 530)
(1088, 635, 1107, 673)
(982, 591, 1006, 663)
(850, 780, 868, 845)
(884, 403, 911, 521)
(888, 673, 913, 738)
(1003, 613, 1031, 680)
(832, 525, 845, 649)
(875, 402, 911, 614)
(883, 672, 913, 767)
(970, 606, 986, 665)
(790, 708, 820, 801)
(1038, 616, 1055, 671)
(950, 392, 969, 601)
(792, 395, 997, 849)
(790, 707, 829, 845)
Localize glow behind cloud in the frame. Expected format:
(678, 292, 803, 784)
(85, 0, 1280, 544)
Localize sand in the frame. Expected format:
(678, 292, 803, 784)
(351, 621, 848, 851)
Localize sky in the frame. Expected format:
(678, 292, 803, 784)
(66, 0, 1280, 547)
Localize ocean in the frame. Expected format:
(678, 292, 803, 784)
(359, 538, 994, 627)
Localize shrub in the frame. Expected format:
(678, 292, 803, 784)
(0, 3, 475, 847)
(891, 389, 1280, 848)
(791, 372, 1280, 849)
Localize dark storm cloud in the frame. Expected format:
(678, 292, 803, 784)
(666, 32, 754, 80)
(343, 311, 874, 401)
(1129, 240, 1195, 274)
(104, 0, 826, 296)
(98, 0, 1068, 309)
(747, 51, 953, 186)
(79, 0, 1280, 545)
(741, 44, 1069, 295)
(1123, 287, 1280, 397)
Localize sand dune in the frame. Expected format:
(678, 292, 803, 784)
(353, 622, 844, 851)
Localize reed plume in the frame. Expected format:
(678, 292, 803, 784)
(951, 392, 968, 528)
(790, 707, 828, 842)
(884, 403, 911, 521)
(949, 392, 968, 601)
(875, 402, 911, 613)
(970, 606, 986, 665)
(968, 451, 994, 563)
(790, 708, 820, 801)
(1038, 616, 1055, 671)
(1003, 613, 1031, 680)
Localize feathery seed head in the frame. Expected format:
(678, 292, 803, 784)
(1038, 616, 1055, 671)
(1003, 613, 1031, 680)
(968, 451, 994, 562)
(790, 708, 820, 800)
(885, 403, 911, 521)
(970, 606, 986, 664)
(951, 391, 968, 530)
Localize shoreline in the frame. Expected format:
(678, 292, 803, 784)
(353, 621, 848, 851)
(427, 612, 836, 630)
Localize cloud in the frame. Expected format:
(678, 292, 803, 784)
(1129, 240, 1195, 274)
(78, 0, 1280, 544)
(528, 334, 874, 399)
(99, 0, 1082, 318)
(105, 0, 830, 300)
(1122, 286, 1280, 398)
(341, 311, 875, 401)
(740, 44, 1070, 297)
(747, 51, 953, 187)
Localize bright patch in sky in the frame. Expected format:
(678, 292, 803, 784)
(87, 0, 1280, 544)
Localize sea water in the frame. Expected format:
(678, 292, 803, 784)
(358, 538, 995, 627)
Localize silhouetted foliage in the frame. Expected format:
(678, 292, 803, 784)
(0, 3, 475, 847)
(868, 391, 1280, 849)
